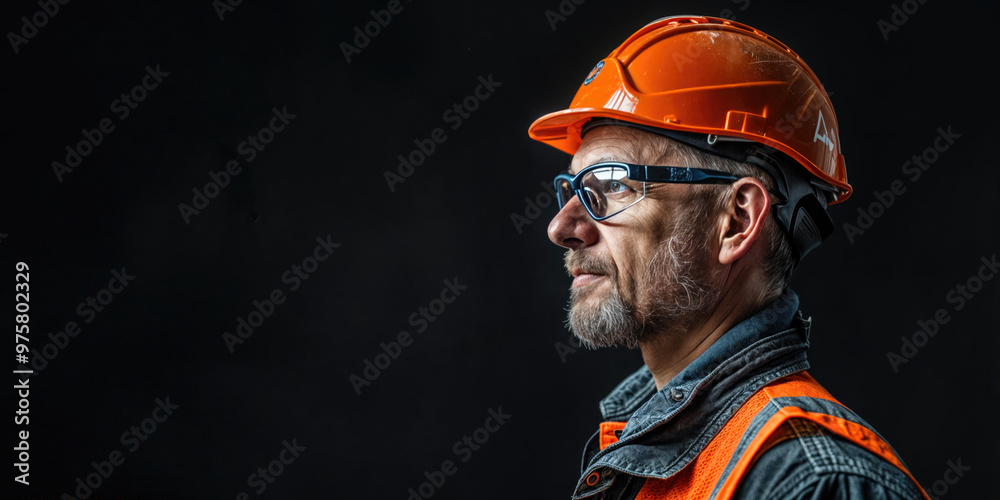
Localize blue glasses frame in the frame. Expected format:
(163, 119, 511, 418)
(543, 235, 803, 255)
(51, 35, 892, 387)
(553, 162, 741, 221)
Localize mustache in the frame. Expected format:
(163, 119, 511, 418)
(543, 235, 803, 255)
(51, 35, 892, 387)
(564, 250, 616, 277)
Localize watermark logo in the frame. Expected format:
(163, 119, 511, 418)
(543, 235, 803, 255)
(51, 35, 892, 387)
(878, 0, 930, 41)
(26, 267, 137, 376)
(7, 0, 73, 54)
(555, 332, 583, 363)
(349, 277, 468, 395)
(887, 253, 997, 373)
(718, 0, 751, 21)
(61, 397, 179, 500)
(405, 406, 510, 499)
(223, 235, 339, 353)
(773, 91, 834, 141)
(843, 126, 960, 243)
(340, 0, 410, 63)
(511, 180, 558, 235)
(384, 74, 501, 192)
(13, 376, 31, 485)
(213, 0, 244, 21)
(927, 458, 971, 499)
(52, 65, 170, 182)
(234, 439, 307, 499)
(178, 106, 297, 224)
(545, 0, 587, 32)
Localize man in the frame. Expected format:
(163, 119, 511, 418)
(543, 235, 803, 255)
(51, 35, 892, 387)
(528, 16, 930, 499)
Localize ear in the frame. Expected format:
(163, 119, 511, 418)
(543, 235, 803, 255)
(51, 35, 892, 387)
(718, 178, 771, 265)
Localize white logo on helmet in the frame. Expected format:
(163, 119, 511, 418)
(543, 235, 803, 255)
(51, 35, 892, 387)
(813, 110, 835, 151)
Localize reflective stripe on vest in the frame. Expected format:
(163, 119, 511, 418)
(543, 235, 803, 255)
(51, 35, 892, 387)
(596, 371, 930, 500)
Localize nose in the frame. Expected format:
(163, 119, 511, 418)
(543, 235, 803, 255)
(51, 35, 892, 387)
(547, 195, 599, 249)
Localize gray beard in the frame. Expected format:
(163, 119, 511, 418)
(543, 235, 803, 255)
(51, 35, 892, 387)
(565, 220, 720, 349)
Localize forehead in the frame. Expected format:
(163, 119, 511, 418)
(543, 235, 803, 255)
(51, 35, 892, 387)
(568, 126, 647, 175)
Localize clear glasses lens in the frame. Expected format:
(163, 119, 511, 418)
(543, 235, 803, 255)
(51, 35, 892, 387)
(581, 166, 643, 218)
(556, 178, 574, 209)
(553, 165, 646, 220)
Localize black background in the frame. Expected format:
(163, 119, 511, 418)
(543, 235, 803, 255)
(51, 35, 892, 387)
(3, 0, 998, 498)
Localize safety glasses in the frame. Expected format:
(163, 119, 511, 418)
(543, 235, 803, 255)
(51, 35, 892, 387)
(553, 162, 741, 221)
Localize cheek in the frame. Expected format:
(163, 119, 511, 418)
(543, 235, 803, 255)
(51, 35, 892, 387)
(602, 201, 675, 284)
(609, 238, 657, 288)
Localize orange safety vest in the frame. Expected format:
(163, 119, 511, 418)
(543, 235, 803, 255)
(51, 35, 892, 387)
(591, 371, 930, 500)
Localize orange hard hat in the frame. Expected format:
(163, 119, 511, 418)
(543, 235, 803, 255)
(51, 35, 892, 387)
(528, 15, 851, 203)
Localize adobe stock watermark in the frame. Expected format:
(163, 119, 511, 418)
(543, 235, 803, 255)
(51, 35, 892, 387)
(773, 91, 835, 148)
(340, 0, 412, 63)
(383, 74, 502, 192)
(60, 397, 180, 500)
(349, 277, 469, 395)
(926, 458, 971, 499)
(222, 235, 339, 353)
(887, 253, 997, 373)
(178, 106, 297, 224)
(554, 331, 583, 363)
(7, 0, 72, 54)
(13, 376, 31, 485)
(511, 180, 558, 235)
(51, 65, 170, 182)
(234, 438, 307, 499)
(717, 0, 751, 21)
(842, 126, 960, 243)
(405, 406, 511, 500)
(213, 0, 244, 21)
(878, 0, 929, 41)
(544, 0, 586, 31)
(23, 268, 137, 377)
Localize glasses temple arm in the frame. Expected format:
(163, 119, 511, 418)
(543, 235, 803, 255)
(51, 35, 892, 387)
(633, 165, 740, 184)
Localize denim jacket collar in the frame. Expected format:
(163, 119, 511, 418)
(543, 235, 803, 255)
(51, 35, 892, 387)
(581, 289, 812, 482)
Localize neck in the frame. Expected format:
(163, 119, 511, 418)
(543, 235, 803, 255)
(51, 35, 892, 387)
(639, 268, 772, 391)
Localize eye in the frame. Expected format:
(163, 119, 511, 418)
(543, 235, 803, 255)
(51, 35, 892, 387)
(603, 179, 631, 195)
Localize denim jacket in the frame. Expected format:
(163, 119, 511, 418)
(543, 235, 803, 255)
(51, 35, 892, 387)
(572, 290, 927, 499)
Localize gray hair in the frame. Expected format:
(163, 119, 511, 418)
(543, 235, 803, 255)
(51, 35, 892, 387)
(616, 126, 795, 299)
